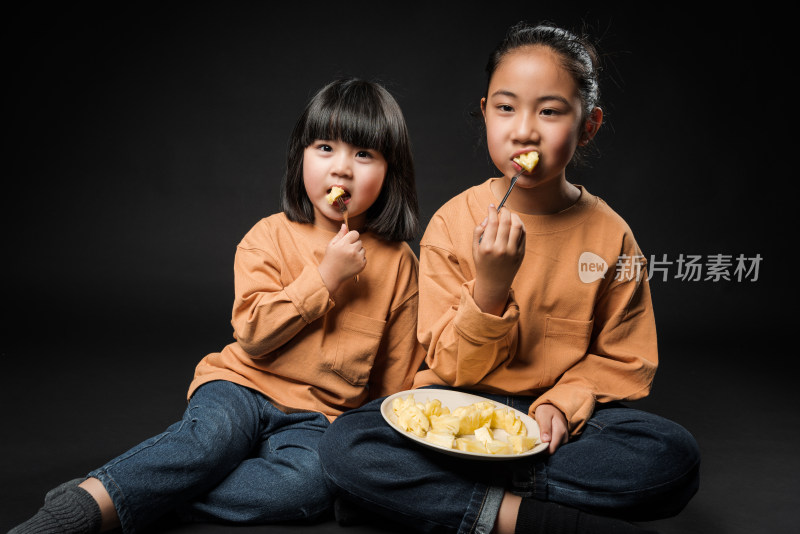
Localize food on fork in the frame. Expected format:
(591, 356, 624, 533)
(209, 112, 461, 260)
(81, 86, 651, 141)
(326, 186, 346, 205)
(513, 151, 539, 172)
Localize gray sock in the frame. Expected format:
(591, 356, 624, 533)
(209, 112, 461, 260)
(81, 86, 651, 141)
(10, 485, 102, 534)
(45, 478, 86, 503)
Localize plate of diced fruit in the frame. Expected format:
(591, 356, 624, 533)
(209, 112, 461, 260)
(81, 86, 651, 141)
(381, 389, 548, 460)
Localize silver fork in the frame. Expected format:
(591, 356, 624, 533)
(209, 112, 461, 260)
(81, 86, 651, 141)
(336, 198, 359, 283)
(335, 197, 349, 229)
(496, 169, 523, 212)
(478, 169, 523, 243)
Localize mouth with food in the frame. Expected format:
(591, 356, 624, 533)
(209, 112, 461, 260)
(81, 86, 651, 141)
(325, 186, 351, 205)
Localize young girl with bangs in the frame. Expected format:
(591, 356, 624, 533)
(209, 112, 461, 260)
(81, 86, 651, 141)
(12, 77, 425, 534)
(320, 22, 700, 534)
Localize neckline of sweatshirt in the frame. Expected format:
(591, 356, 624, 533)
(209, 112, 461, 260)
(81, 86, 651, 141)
(469, 179, 600, 235)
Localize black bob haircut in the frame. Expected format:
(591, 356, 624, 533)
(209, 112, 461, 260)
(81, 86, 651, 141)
(281, 78, 420, 242)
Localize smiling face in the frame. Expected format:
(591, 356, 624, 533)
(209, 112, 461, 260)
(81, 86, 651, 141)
(303, 139, 387, 232)
(481, 46, 599, 191)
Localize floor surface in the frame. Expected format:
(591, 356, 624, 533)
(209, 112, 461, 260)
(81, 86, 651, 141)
(2, 316, 796, 534)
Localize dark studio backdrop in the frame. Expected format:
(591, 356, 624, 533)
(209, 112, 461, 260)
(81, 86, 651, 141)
(2, 2, 796, 533)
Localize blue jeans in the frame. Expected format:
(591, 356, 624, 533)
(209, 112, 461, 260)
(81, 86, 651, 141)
(319, 386, 700, 534)
(88, 380, 333, 533)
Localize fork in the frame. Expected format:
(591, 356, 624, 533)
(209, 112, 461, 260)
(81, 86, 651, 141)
(478, 169, 523, 243)
(336, 197, 350, 229)
(336, 198, 359, 283)
(496, 169, 523, 212)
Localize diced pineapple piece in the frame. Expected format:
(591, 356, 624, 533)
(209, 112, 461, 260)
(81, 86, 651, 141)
(425, 430, 456, 449)
(473, 425, 494, 444)
(430, 414, 461, 435)
(397, 405, 430, 437)
(326, 186, 345, 205)
(423, 399, 445, 417)
(478, 406, 495, 428)
(509, 435, 539, 453)
(491, 408, 527, 436)
(512, 151, 539, 172)
(392, 395, 416, 416)
(485, 438, 513, 455)
(455, 436, 487, 453)
(451, 405, 480, 435)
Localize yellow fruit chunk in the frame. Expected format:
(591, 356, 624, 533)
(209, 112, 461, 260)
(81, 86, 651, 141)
(396, 404, 430, 437)
(452, 406, 481, 435)
(455, 436, 487, 453)
(485, 438, 513, 455)
(509, 435, 539, 453)
(452, 404, 494, 435)
(513, 151, 539, 172)
(425, 430, 456, 449)
(430, 414, 461, 435)
(423, 399, 448, 417)
(491, 408, 528, 437)
(473, 425, 494, 444)
(326, 186, 345, 205)
(392, 394, 416, 416)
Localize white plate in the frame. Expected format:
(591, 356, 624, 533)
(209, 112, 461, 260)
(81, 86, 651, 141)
(381, 389, 548, 461)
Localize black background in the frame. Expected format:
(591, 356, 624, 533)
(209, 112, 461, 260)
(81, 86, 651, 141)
(3, 2, 796, 533)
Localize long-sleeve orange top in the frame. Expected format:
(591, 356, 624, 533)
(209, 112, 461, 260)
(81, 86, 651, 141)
(188, 214, 426, 422)
(412, 180, 658, 434)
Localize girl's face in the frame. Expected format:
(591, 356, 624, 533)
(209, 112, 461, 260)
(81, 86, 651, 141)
(481, 46, 598, 190)
(303, 139, 387, 232)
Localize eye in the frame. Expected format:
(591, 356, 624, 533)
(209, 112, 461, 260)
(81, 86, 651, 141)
(356, 150, 373, 159)
(541, 108, 561, 116)
(317, 143, 332, 152)
(497, 104, 514, 113)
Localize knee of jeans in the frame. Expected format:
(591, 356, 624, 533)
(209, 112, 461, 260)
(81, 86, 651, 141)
(182, 404, 249, 460)
(318, 418, 348, 478)
(602, 409, 701, 479)
(244, 474, 335, 523)
(629, 417, 701, 517)
(654, 418, 701, 480)
(318, 411, 373, 488)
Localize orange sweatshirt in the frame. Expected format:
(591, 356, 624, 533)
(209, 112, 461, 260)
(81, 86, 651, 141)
(412, 180, 658, 434)
(189, 214, 426, 422)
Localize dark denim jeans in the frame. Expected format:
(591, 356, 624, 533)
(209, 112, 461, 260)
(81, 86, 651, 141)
(319, 386, 700, 534)
(88, 380, 333, 533)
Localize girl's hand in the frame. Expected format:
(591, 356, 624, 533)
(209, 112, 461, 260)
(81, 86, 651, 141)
(318, 224, 366, 293)
(472, 205, 526, 315)
(534, 403, 569, 454)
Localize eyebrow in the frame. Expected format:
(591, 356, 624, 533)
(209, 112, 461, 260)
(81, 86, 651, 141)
(489, 90, 571, 106)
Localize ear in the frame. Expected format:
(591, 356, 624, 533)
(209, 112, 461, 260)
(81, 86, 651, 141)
(579, 107, 603, 146)
(480, 97, 487, 120)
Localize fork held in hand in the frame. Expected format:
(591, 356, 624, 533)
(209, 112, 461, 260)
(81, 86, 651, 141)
(478, 170, 522, 244)
(335, 198, 350, 228)
(336, 198, 359, 283)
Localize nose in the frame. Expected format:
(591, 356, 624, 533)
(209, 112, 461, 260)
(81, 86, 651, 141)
(511, 111, 539, 143)
(331, 151, 353, 177)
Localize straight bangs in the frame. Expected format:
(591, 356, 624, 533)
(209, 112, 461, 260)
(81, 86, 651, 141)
(298, 81, 397, 156)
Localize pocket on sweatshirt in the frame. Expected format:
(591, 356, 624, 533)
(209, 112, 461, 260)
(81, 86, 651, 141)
(541, 316, 594, 386)
(331, 311, 387, 386)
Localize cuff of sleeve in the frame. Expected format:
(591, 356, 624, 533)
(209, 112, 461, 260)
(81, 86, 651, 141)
(283, 265, 333, 323)
(530, 385, 596, 435)
(453, 280, 519, 342)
